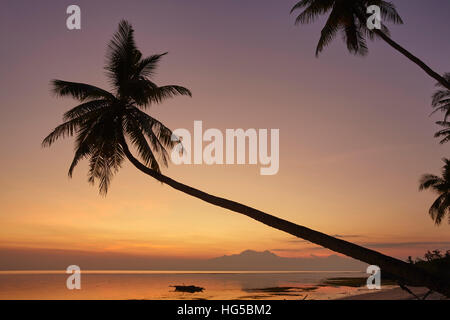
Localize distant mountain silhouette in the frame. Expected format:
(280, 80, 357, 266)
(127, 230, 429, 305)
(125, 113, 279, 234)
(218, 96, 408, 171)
(0, 248, 367, 271)
(204, 250, 367, 271)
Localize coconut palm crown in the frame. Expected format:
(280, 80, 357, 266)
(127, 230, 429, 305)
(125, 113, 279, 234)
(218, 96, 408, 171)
(434, 121, 450, 144)
(431, 73, 450, 121)
(42, 20, 191, 194)
(290, 0, 450, 89)
(290, 0, 402, 56)
(419, 158, 450, 225)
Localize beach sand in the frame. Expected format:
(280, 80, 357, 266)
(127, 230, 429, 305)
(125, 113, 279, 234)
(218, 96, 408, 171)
(339, 286, 447, 300)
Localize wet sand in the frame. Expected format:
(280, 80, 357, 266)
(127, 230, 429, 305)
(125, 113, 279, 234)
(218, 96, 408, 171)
(339, 286, 447, 300)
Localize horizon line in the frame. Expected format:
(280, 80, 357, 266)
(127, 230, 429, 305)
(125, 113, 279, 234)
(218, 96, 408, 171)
(0, 270, 364, 275)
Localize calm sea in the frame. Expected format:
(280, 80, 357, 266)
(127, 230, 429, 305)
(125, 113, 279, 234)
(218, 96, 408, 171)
(0, 270, 379, 300)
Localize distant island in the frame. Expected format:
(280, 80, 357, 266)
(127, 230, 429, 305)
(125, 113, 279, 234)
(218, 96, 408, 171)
(0, 248, 367, 271)
(206, 250, 367, 271)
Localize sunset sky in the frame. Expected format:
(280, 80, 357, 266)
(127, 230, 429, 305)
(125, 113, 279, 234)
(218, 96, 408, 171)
(1, 0, 449, 268)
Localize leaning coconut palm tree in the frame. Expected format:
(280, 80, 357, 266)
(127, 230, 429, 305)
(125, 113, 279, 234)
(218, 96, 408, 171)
(430, 73, 450, 122)
(291, 0, 450, 90)
(419, 158, 450, 225)
(43, 20, 450, 296)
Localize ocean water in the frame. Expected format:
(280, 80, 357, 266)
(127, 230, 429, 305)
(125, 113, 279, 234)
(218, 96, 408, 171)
(0, 270, 381, 300)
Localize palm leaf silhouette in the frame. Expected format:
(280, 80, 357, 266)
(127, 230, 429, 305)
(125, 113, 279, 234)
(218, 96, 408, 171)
(419, 158, 450, 225)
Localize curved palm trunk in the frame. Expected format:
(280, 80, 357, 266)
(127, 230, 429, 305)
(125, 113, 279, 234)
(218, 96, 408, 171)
(374, 30, 450, 90)
(119, 141, 450, 297)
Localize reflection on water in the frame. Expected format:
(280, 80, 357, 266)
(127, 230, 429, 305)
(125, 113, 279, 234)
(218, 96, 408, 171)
(0, 271, 382, 300)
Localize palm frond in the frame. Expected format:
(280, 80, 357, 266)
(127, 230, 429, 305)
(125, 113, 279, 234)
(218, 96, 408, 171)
(434, 121, 450, 144)
(63, 100, 110, 121)
(42, 108, 103, 147)
(292, 0, 334, 25)
(420, 158, 450, 225)
(371, 1, 403, 24)
(315, 8, 340, 56)
(430, 77, 450, 123)
(124, 116, 161, 171)
(432, 91, 450, 107)
(290, 0, 315, 14)
(136, 52, 168, 78)
(419, 174, 443, 191)
(150, 85, 192, 103)
(130, 107, 177, 149)
(68, 140, 91, 177)
(128, 80, 192, 107)
(87, 140, 124, 196)
(127, 108, 174, 166)
(428, 194, 449, 225)
(441, 158, 450, 181)
(434, 73, 450, 89)
(342, 16, 368, 56)
(105, 20, 139, 90)
(52, 80, 114, 102)
(68, 115, 105, 176)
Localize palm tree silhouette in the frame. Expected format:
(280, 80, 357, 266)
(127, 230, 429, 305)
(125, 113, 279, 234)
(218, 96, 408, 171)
(43, 20, 450, 296)
(291, 0, 450, 90)
(419, 158, 450, 225)
(431, 73, 450, 121)
(434, 121, 450, 144)
(43, 22, 191, 194)
(429, 73, 450, 144)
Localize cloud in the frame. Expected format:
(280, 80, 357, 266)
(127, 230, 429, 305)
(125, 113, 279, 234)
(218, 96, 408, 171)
(273, 240, 450, 255)
(332, 234, 362, 238)
(285, 234, 362, 244)
(364, 241, 450, 249)
(271, 248, 306, 252)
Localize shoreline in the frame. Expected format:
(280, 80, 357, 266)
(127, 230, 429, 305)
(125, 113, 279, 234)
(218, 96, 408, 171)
(339, 286, 447, 300)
